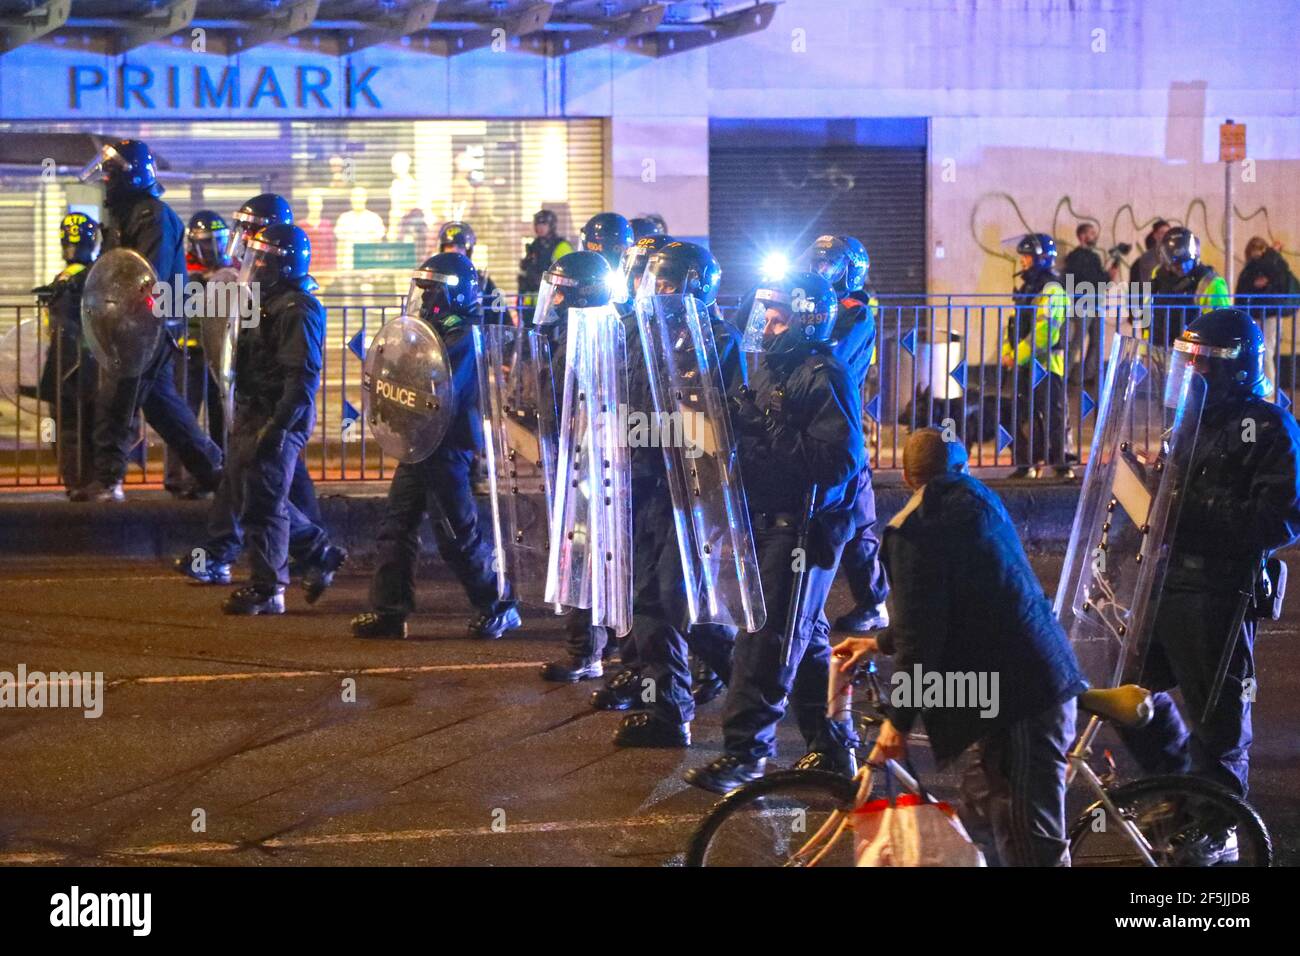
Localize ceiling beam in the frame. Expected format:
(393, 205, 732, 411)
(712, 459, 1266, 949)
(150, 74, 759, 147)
(332, 1, 440, 54)
(114, 0, 198, 54)
(628, 1, 777, 58)
(0, 0, 71, 55)
(545, 3, 665, 57)
(226, 0, 321, 53)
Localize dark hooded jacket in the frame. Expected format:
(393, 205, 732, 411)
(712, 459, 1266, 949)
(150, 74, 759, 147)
(877, 472, 1087, 764)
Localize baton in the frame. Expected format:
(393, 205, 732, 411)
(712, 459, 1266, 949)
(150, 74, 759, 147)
(780, 483, 820, 669)
(1200, 561, 1259, 727)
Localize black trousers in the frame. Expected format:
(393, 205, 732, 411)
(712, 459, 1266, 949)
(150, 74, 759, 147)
(839, 467, 889, 609)
(92, 343, 222, 488)
(957, 699, 1077, 867)
(38, 337, 96, 492)
(1012, 368, 1068, 468)
(1117, 583, 1255, 797)
(370, 447, 505, 619)
(165, 344, 225, 489)
(225, 416, 309, 592)
(721, 524, 850, 762)
(622, 476, 736, 725)
(202, 452, 329, 568)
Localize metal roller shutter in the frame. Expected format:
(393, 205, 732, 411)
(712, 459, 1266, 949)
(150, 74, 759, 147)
(708, 139, 927, 297)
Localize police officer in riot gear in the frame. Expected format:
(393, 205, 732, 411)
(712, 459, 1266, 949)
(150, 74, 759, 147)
(221, 224, 326, 615)
(610, 241, 742, 748)
(73, 139, 223, 502)
(1148, 227, 1231, 348)
(518, 209, 573, 302)
(352, 252, 521, 640)
(685, 271, 865, 791)
(1005, 233, 1071, 479)
(1119, 310, 1300, 839)
(438, 220, 511, 323)
(164, 210, 233, 496)
(35, 213, 100, 495)
(175, 194, 345, 604)
(618, 233, 673, 304)
(580, 212, 635, 274)
(819, 235, 891, 634)
(534, 251, 625, 681)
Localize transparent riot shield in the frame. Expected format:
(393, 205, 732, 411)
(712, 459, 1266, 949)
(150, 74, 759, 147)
(474, 323, 560, 607)
(635, 293, 766, 632)
(545, 304, 633, 636)
(1054, 334, 1206, 689)
(199, 266, 241, 433)
(361, 315, 455, 463)
(80, 249, 162, 377)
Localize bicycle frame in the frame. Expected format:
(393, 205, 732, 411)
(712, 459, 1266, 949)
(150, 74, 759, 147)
(1066, 714, 1159, 866)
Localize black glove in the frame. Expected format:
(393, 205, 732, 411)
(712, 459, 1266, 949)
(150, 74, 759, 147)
(256, 423, 287, 457)
(730, 387, 770, 437)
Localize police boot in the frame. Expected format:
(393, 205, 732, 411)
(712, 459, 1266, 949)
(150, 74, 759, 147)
(172, 552, 232, 585)
(834, 602, 890, 633)
(591, 669, 647, 711)
(1053, 466, 1077, 480)
(613, 712, 690, 748)
(70, 480, 125, 503)
(470, 604, 522, 639)
(684, 756, 767, 795)
(222, 586, 286, 616)
(1007, 467, 1038, 480)
(691, 666, 727, 706)
(793, 749, 858, 778)
(302, 545, 348, 605)
(351, 612, 408, 640)
(540, 657, 604, 683)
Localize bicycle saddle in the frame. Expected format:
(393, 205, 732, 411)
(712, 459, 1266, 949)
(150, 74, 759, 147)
(1077, 685, 1154, 728)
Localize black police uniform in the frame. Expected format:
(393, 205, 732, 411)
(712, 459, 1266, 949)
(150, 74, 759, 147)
(1149, 264, 1221, 348)
(831, 290, 890, 619)
(720, 335, 865, 762)
(1118, 395, 1300, 796)
(369, 312, 513, 624)
(518, 235, 567, 296)
(92, 191, 223, 490)
(36, 263, 97, 491)
(225, 275, 325, 593)
(617, 315, 746, 732)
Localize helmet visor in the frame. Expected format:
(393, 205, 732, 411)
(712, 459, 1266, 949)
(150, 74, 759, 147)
(799, 238, 847, 285)
(237, 237, 286, 288)
(740, 287, 794, 353)
(1169, 337, 1233, 406)
(406, 269, 464, 325)
(618, 243, 657, 304)
(77, 144, 123, 184)
(190, 230, 229, 269)
(531, 272, 576, 327)
(226, 221, 258, 264)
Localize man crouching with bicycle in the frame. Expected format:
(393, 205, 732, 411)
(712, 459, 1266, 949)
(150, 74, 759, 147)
(834, 428, 1087, 866)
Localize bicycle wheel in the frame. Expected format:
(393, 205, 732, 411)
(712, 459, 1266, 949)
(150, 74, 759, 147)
(686, 770, 861, 867)
(1069, 774, 1273, 867)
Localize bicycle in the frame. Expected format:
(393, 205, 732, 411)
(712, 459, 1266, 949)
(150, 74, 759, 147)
(685, 662, 1272, 867)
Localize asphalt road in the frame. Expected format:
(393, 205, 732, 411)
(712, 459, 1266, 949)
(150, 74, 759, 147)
(0, 554, 1296, 867)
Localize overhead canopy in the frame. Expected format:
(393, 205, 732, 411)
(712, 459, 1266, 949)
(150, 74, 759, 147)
(0, 1, 778, 57)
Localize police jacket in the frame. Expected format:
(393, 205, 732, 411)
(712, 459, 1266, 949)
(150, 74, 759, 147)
(1005, 267, 1067, 377)
(829, 290, 877, 392)
(734, 334, 863, 518)
(431, 310, 486, 457)
(877, 472, 1087, 764)
(518, 235, 573, 294)
(36, 263, 90, 403)
(1149, 265, 1231, 347)
(1167, 395, 1300, 589)
(104, 190, 188, 337)
(234, 275, 324, 435)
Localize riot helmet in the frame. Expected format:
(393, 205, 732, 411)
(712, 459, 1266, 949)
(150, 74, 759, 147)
(407, 252, 482, 330)
(637, 241, 721, 308)
(580, 213, 634, 271)
(438, 221, 477, 257)
(59, 212, 99, 265)
(802, 235, 850, 288)
(228, 193, 294, 263)
(533, 250, 613, 327)
(237, 223, 311, 288)
(619, 234, 672, 302)
(1171, 308, 1267, 408)
(740, 271, 838, 353)
(1159, 227, 1200, 277)
(839, 236, 870, 293)
(78, 139, 160, 200)
(187, 210, 231, 269)
(1015, 233, 1057, 272)
(630, 216, 667, 240)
